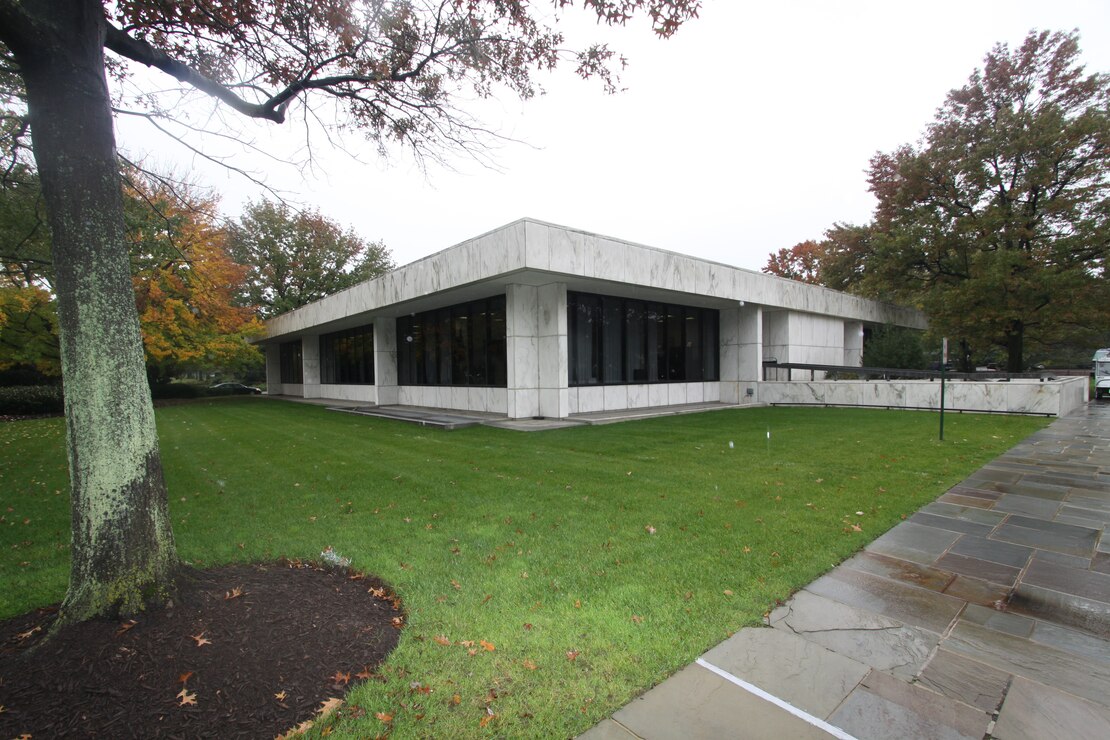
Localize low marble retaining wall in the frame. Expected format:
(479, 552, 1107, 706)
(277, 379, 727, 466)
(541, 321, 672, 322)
(759, 376, 1088, 416)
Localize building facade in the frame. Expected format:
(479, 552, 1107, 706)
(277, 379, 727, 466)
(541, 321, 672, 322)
(260, 219, 926, 419)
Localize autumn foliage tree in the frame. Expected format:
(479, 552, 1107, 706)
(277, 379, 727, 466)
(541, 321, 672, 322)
(126, 174, 264, 380)
(227, 200, 393, 319)
(0, 0, 700, 623)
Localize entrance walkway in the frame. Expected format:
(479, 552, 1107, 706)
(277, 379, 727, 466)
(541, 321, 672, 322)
(581, 403, 1110, 739)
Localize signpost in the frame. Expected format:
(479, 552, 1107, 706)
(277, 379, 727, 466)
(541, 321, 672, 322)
(940, 337, 947, 441)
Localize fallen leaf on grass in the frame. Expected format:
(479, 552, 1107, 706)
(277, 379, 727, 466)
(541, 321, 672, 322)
(355, 668, 373, 680)
(433, 634, 451, 646)
(723, 589, 734, 596)
(450, 579, 461, 590)
(631, 615, 643, 624)
(479, 639, 495, 652)
(375, 711, 393, 722)
(522, 659, 538, 670)
(644, 524, 656, 534)
(566, 650, 579, 661)
(460, 640, 475, 647)
(177, 688, 196, 706)
(190, 632, 211, 647)
(450, 694, 461, 706)
(318, 697, 344, 716)
(479, 709, 496, 728)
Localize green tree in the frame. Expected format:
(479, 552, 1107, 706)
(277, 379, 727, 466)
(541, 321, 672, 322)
(864, 30, 1110, 372)
(227, 200, 393, 319)
(0, 0, 700, 623)
(862, 324, 925, 370)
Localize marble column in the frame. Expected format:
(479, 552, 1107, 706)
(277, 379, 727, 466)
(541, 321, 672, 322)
(374, 316, 398, 406)
(505, 284, 539, 418)
(536, 282, 569, 418)
(302, 335, 321, 398)
(264, 344, 282, 395)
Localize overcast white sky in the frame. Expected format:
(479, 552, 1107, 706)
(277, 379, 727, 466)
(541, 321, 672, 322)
(114, 0, 1110, 272)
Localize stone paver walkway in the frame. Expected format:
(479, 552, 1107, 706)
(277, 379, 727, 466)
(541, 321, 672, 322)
(582, 403, 1110, 739)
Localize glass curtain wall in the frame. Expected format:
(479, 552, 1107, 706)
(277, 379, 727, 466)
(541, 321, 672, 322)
(319, 325, 375, 384)
(568, 291, 719, 386)
(279, 340, 303, 383)
(396, 295, 507, 386)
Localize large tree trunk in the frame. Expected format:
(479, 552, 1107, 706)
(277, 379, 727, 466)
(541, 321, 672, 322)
(1, 0, 179, 623)
(1004, 321, 1025, 373)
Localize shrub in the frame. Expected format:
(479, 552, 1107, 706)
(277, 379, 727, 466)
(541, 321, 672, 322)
(0, 385, 64, 415)
(150, 382, 206, 399)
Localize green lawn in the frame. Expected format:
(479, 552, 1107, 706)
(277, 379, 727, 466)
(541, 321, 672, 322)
(0, 399, 1047, 737)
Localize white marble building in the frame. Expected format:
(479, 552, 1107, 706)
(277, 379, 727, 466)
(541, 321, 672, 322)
(260, 219, 926, 419)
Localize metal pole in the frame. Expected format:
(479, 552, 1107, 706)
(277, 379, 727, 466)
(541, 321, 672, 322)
(940, 338, 948, 441)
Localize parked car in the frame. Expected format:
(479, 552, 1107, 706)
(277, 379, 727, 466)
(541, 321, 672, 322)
(209, 382, 263, 395)
(1093, 349, 1110, 399)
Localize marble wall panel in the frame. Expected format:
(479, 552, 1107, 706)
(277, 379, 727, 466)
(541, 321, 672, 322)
(536, 283, 568, 337)
(667, 384, 688, 406)
(648, 384, 669, 407)
(719, 344, 741, 383)
(566, 388, 579, 415)
(512, 388, 540, 418)
(720, 381, 740, 405)
(687, 383, 704, 403)
(506, 284, 539, 339)
(627, 384, 649, 408)
(280, 383, 304, 397)
(509, 336, 540, 391)
(583, 235, 628, 283)
(318, 384, 376, 403)
(703, 382, 721, 403)
(603, 385, 629, 411)
(523, 220, 551, 271)
(844, 321, 864, 366)
(487, 388, 508, 414)
(537, 335, 567, 389)
(302, 383, 321, 398)
(547, 227, 586, 276)
(577, 386, 605, 413)
(758, 379, 1083, 416)
(302, 336, 321, 385)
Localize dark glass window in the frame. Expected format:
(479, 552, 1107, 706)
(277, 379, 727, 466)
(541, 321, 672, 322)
(320, 324, 374, 385)
(567, 292, 719, 386)
(396, 295, 506, 387)
(279, 340, 303, 384)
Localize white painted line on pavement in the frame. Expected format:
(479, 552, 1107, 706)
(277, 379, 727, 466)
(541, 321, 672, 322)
(695, 658, 858, 740)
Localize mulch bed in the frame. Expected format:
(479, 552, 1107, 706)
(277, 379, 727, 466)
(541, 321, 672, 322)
(0, 561, 402, 738)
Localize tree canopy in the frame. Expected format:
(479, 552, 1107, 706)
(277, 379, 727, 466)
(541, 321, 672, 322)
(227, 200, 393, 318)
(765, 30, 1109, 371)
(0, 0, 701, 623)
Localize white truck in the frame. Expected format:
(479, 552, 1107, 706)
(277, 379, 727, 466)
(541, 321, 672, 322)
(1094, 349, 1110, 399)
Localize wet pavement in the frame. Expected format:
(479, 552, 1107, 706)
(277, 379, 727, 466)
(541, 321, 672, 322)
(581, 402, 1110, 739)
